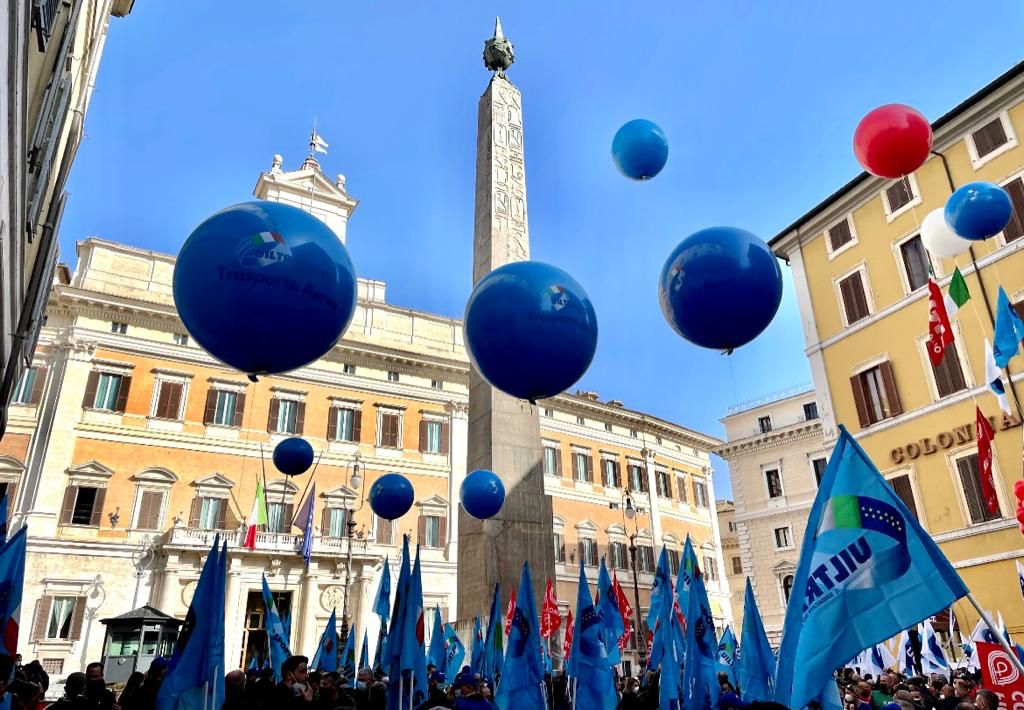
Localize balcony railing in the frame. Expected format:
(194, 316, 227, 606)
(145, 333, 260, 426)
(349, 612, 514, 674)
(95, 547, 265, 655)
(163, 525, 381, 556)
(31, 0, 62, 52)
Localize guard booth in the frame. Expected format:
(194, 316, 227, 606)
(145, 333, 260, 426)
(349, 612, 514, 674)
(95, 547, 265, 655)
(100, 606, 182, 684)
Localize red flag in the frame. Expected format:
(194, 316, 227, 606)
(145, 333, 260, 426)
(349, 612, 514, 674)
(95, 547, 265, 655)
(540, 578, 561, 640)
(562, 610, 574, 662)
(927, 278, 954, 366)
(504, 589, 517, 636)
(612, 573, 633, 650)
(977, 407, 998, 514)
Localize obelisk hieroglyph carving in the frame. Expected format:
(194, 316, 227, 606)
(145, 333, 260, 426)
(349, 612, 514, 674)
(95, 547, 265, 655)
(458, 18, 555, 618)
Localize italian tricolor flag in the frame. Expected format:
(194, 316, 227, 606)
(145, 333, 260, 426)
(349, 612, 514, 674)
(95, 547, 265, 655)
(943, 266, 970, 318)
(244, 478, 268, 550)
(250, 231, 284, 246)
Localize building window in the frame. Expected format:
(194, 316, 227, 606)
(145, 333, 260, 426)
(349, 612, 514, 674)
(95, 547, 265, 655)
(782, 575, 795, 603)
(667, 549, 681, 576)
(655, 470, 672, 498)
(888, 474, 919, 522)
(727, 521, 736, 532)
(208, 390, 242, 427)
(419, 515, 445, 548)
(637, 545, 655, 573)
(629, 429, 638, 439)
(812, 458, 828, 486)
(266, 501, 294, 533)
(190, 496, 226, 530)
(1002, 177, 1024, 243)
(553, 533, 566, 563)
(757, 416, 772, 434)
(677, 474, 688, 504)
(377, 410, 402, 448)
(12, 366, 45, 405)
(827, 217, 854, 253)
(343, 364, 356, 375)
(419, 419, 446, 454)
(851, 362, 902, 427)
(387, 371, 400, 383)
(693, 480, 708, 508)
(133, 490, 165, 531)
(604, 422, 612, 432)
(838, 270, 871, 325)
(172, 333, 189, 346)
(269, 398, 303, 435)
(930, 345, 967, 399)
(85, 372, 129, 412)
(151, 380, 184, 420)
(970, 115, 1011, 161)
(543, 445, 561, 476)
(325, 508, 348, 538)
(773, 527, 792, 550)
(731, 556, 743, 575)
(572, 452, 593, 483)
(111, 322, 128, 335)
(627, 464, 647, 492)
(543, 408, 554, 418)
(955, 454, 1001, 525)
(884, 176, 915, 214)
(609, 541, 628, 570)
(602, 459, 620, 488)
(578, 538, 598, 567)
(375, 516, 394, 545)
(899, 235, 930, 292)
(60, 486, 105, 527)
(765, 469, 783, 499)
(329, 406, 361, 442)
(45, 597, 82, 640)
(803, 402, 819, 421)
(703, 556, 719, 582)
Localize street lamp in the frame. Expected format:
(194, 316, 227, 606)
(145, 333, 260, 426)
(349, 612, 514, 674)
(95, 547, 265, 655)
(339, 452, 365, 647)
(610, 489, 647, 666)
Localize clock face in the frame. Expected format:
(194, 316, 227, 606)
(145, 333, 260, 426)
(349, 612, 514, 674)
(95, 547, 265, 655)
(320, 586, 345, 612)
(182, 580, 198, 606)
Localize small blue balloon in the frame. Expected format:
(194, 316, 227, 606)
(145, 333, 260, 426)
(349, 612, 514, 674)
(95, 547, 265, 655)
(273, 437, 314, 476)
(944, 181, 1013, 241)
(464, 261, 598, 402)
(460, 470, 506, 520)
(612, 119, 669, 181)
(368, 473, 415, 521)
(173, 200, 358, 375)
(659, 227, 783, 351)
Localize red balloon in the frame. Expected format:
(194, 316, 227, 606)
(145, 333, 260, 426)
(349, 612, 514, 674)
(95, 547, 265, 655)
(1016, 504, 1024, 526)
(1015, 479, 1024, 502)
(853, 104, 933, 179)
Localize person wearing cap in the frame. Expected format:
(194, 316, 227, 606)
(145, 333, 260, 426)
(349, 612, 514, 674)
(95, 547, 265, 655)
(413, 671, 450, 710)
(453, 675, 493, 710)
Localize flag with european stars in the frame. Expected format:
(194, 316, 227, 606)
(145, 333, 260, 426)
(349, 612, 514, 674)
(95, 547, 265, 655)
(566, 566, 617, 710)
(596, 558, 624, 666)
(682, 551, 720, 710)
(773, 425, 969, 710)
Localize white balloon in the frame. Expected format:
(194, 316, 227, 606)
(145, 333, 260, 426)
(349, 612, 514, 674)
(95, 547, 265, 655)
(920, 208, 972, 258)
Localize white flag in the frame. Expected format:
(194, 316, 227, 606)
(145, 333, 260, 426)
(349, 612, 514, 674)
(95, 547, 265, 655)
(985, 338, 1011, 414)
(312, 132, 329, 154)
(1016, 561, 1024, 601)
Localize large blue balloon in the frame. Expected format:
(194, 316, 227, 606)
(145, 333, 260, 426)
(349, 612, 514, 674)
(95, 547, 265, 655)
(944, 182, 1013, 241)
(659, 227, 783, 351)
(612, 119, 669, 181)
(460, 470, 505, 520)
(368, 473, 415, 521)
(464, 261, 598, 402)
(173, 200, 358, 375)
(273, 437, 314, 476)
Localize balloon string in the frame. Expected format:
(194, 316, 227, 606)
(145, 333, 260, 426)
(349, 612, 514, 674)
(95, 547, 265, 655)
(235, 379, 261, 523)
(727, 354, 738, 405)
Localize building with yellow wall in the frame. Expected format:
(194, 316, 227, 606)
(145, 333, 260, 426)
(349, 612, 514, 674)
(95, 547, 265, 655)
(0, 152, 728, 680)
(770, 62, 1024, 639)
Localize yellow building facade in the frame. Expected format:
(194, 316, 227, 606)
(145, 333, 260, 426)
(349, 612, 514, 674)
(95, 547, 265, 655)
(770, 63, 1024, 638)
(1, 153, 729, 681)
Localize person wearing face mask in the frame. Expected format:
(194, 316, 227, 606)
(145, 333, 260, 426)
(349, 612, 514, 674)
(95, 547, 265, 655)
(348, 667, 374, 710)
(83, 663, 118, 710)
(272, 656, 314, 709)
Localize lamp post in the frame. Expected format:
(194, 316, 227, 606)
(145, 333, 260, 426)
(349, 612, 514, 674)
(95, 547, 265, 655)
(339, 452, 364, 648)
(611, 490, 647, 666)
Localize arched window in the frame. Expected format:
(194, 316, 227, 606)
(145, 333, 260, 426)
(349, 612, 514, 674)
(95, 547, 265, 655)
(782, 574, 795, 603)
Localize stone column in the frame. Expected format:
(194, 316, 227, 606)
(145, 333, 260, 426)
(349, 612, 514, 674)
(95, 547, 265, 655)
(158, 561, 180, 616)
(224, 564, 244, 670)
(446, 402, 468, 565)
(351, 564, 376, 667)
(643, 448, 664, 543)
(298, 571, 321, 655)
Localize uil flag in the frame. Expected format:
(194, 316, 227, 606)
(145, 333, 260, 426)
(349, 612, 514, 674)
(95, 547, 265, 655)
(540, 578, 561, 640)
(596, 559, 624, 666)
(562, 610, 574, 668)
(504, 589, 517, 636)
(943, 267, 971, 319)
(717, 626, 739, 687)
(482, 584, 505, 679)
(566, 566, 617, 710)
(426, 606, 446, 670)
(897, 630, 915, 674)
(373, 557, 392, 623)
(994, 286, 1024, 368)
(1016, 561, 1024, 601)
(471, 616, 484, 674)
(260, 574, 292, 682)
(339, 627, 357, 682)
(920, 620, 949, 673)
(739, 578, 775, 702)
(0, 527, 27, 659)
(360, 630, 370, 673)
(682, 552, 720, 710)
(399, 546, 428, 706)
(773, 426, 969, 710)
(311, 608, 338, 672)
(244, 478, 267, 550)
(494, 563, 545, 710)
(926, 278, 955, 366)
(612, 574, 633, 650)
(443, 624, 466, 683)
(986, 339, 1012, 414)
(977, 407, 998, 515)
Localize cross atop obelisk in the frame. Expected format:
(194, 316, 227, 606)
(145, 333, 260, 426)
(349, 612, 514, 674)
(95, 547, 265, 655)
(459, 19, 554, 619)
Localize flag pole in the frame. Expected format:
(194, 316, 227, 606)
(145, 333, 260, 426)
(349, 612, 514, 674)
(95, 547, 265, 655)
(966, 592, 1024, 675)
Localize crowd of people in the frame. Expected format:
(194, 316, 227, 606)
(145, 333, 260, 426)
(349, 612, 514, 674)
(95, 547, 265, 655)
(831, 667, 995, 710)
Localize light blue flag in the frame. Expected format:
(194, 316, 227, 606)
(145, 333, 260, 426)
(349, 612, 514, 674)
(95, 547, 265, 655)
(247, 656, 260, 673)
(495, 562, 545, 710)
(657, 568, 684, 710)
(717, 626, 738, 687)
(373, 626, 385, 675)
(385, 537, 411, 710)
(0, 526, 26, 659)
(471, 616, 484, 674)
(374, 556, 392, 623)
(281, 607, 292, 651)
(921, 620, 948, 673)
(540, 638, 552, 675)
(773, 426, 969, 710)
(994, 286, 1024, 368)
(648, 547, 684, 672)
(676, 536, 698, 619)
(646, 546, 671, 630)
(157, 537, 226, 710)
(738, 578, 775, 702)
(566, 566, 617, 710)
(260, 573, 292, 682)
(682, 553, 720, 710)
(596, 558, 624, 666)
(427, 606, 446, 670)
(443, 624, 466, 682)
(340, 627, 357, 681)
(482, 584, 504, 679)
(399, 546, 428, 708)
(311, 609, 338, 672)
(360, 630, 370, 674)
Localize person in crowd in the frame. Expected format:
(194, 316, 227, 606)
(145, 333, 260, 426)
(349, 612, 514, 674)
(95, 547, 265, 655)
(349, 667, 374, 710)
(273, 655, 314, 709)
(414, 671, 450, 710)
(452, 676, 493, 710)
(974, 690, 999, 710)
(550, 672, 570, 710)
(49, 672, 91, 710)
(873, 675, 896, 710)
(617, 676, 642, 710)
(117, 672, 144, 710)
(122, 656, 168, 710)
(83, 663, 117, 710)
(366, 681, 387, 710)
(222, 669, 246, 710)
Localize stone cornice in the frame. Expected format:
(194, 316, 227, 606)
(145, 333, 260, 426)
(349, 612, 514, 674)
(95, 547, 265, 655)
(713, 420, 824, 458)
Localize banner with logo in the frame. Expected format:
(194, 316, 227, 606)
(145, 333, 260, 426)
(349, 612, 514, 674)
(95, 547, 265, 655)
(977, 642, 1024, 702)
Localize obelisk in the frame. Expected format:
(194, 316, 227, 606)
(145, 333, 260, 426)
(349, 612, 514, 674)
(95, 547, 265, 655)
(458, 18, 555, 618)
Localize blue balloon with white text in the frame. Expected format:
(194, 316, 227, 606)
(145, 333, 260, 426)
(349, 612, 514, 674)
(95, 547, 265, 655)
(944, 181, 1013, 240)
(658, 226, 782, 351)
(612, 119, 669, 180)
(173, 200, 357, 375)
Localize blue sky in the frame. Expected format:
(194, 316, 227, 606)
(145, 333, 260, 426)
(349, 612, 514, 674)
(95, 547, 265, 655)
(61, 1, 1024, 496)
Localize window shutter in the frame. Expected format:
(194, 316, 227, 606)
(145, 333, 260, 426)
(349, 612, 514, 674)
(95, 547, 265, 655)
(585, 455, 594, 483)
(439, 516, 448, 547)
(641, 470, 649, 493)
(418, 420, 428, 453)
(29, 366, 47, 405)
(233, 393, 246, 427)
(889, 475, 919, 521)
(440, 421, 450, 455)
(216, 500, 228, 529)
(6, 483, 17, 518)
(418, 516, 426, 546)
(376, 517, 392, 545)
(115, 376, 132, 413)
(155, 382, 171, 419)
(203, 389, 217, 424)
(577, 540, 584, 566)
(189, 497, 202, 528)
(267, 398, 278, 432)
(295, 402, 305, 436)
(59, 486, 77, 524)
(328, 407, 338, 441)
(81, 371, 99, 409)
(321, 507, 331, 536)
(850, 374, 871, 428)
(352, 410, 362, 442)
(31, 597, 52, 641)
(1003, 178, 1024, 242)
(69, 597, 86, 640)
(138, 491, 162, 530)
(89, 488, 106, 527)
(281, 503, 293, 531)
(879, 361, 903, 416)
(555, 449, 563, 477)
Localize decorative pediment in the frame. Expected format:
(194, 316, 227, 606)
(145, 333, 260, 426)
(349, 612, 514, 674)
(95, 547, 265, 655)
(606, 523, 626, 536)
(417, 495, 449, 508)
(0, 456, 25, 475)
(772, 559, 796, 574)
(132, 467, 178, 484)
(191, 473, 235, 490)
(67, 461, 115, 479)
(634, 528, 653, 541)
(662, 533, 680, 545)
(701, 541, 717, 553)
(321, 485, 357, 501)
(574, 519, 598, 533)
(266, 480, 299, 495)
